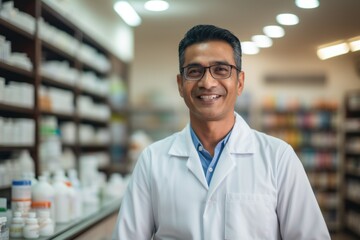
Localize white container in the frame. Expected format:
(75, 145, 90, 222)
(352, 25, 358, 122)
(32, 176, 55, 220)
(23, 212, 39, 239)
(38, 210, 54, 236)
(0, 216, 9, 240)
(0, 198, 7, 218)
(11, 179, 31, 214)
(17, 150, 35, 177)
(10, 211, 24, 238)
(52, 175, 69, 223)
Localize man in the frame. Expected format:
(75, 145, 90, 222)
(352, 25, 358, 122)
(113, 24, 330, 239)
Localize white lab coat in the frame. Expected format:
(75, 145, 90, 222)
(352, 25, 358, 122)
(113, 113, 330, 240)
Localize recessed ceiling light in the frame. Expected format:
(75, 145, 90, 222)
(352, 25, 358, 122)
(317, 41, 349, 60)
(113, 1, 142, 27)
(251, 35, 273, 48)
(295, 0, 319, 9)
(144, 0, 169, 11)
(242, 41, 259, 55)
(263, 25, 285, 38)
(348, 36, 360, 52)
(276, 13, 299, 26)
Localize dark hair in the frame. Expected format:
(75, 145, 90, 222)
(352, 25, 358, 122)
(178, 24, 242, 74)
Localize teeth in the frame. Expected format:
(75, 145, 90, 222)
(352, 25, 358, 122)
(200, 95, 218, 100)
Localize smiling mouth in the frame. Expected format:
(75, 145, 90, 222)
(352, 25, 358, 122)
(199, 95, 221, 100)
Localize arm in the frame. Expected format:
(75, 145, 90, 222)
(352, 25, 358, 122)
(276, 145, 331, 240)
(113, 149, 154, 239)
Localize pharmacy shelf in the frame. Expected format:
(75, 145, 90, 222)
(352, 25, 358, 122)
(343, 90, 360, 238)
(0, 0, 130, 183)
(260, 103, 341, 232)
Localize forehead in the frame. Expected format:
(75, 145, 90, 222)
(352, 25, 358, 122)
(184, 40, 234, 65)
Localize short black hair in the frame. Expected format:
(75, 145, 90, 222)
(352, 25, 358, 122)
(178, 24, 242, 74)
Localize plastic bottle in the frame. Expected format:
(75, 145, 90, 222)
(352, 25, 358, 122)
(32, 176, 55, 220)
(38, 210, 54, 236)
(52, 173, 69, 223)
(9, 211, 24, 238)
(0, 216, 9, 240)
(0, 198, 7, 218)
(67, 169, 83, 219)
(11, 180, 31, 216)
(31, 201, 51, 222)
(23, 212, 39, 239)
(22, 172, 37, 187)
(17, 150, 35, 177)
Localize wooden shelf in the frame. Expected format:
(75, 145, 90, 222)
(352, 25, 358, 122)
(0, 17, 34, 39)
(0, 145, 35, 152)
(41, 75, 76, 91)
(0, 61, 34, 79)
(0, 103, 34, 117)
(41, 39, 76, 61)
(41, 109, 75, 121)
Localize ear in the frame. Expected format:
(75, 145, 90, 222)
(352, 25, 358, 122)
(237, 71, 245, 96)
(177, 74, 184, 98)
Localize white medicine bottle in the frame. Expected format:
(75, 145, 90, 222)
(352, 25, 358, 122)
(32, 175, 55, 219)
(10, 211, 24, 238)
(38, 211, 54, 236)
(23, 212, 39, 239)
(52, 173, 70, 223)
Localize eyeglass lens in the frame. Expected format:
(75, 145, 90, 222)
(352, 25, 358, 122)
(184, 64, 232, 80)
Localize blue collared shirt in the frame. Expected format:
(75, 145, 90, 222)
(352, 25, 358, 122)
(190, 126, 232, 186)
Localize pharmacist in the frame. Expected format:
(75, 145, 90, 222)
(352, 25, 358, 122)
(113, 25, 330, 239)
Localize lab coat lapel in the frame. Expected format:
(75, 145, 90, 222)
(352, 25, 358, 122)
(169, 124, 209, 190)
(208, 113, 255, 197)
(207, 145, 235, 197)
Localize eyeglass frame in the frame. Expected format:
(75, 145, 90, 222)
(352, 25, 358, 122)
(180, 63, 241, 81)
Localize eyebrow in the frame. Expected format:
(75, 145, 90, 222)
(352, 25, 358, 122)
(185, 61, 231, 67)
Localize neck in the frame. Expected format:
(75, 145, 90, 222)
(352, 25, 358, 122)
(191, 115, 235, 156)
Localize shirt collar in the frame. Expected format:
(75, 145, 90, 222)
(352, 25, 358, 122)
(190, 125, 232, 152)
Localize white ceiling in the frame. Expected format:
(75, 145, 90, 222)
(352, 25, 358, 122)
(83, 0, 360, 58)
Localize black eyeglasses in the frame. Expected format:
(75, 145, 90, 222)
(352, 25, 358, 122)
(181, 64, 240, 81)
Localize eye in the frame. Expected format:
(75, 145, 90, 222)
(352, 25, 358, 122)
(186, 66, 203, 77)
(212, 65, 230, 75)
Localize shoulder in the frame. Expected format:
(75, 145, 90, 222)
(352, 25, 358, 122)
(252, 129, 292, 153)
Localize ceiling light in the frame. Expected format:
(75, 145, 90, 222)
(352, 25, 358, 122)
(251, 35, 273, 48)
(295, 0, 319, 9)
(242, 41, 259, 55)
(263, 25, 285, 38)
(348, 36, 360, 52)
(276, 13, 299, 26)
(144, 0, 169, 11)
(113, 1, 142, 27)
(317, 41, 349, 60)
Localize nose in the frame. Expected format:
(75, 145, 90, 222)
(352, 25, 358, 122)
(197, 69, 218, 89)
